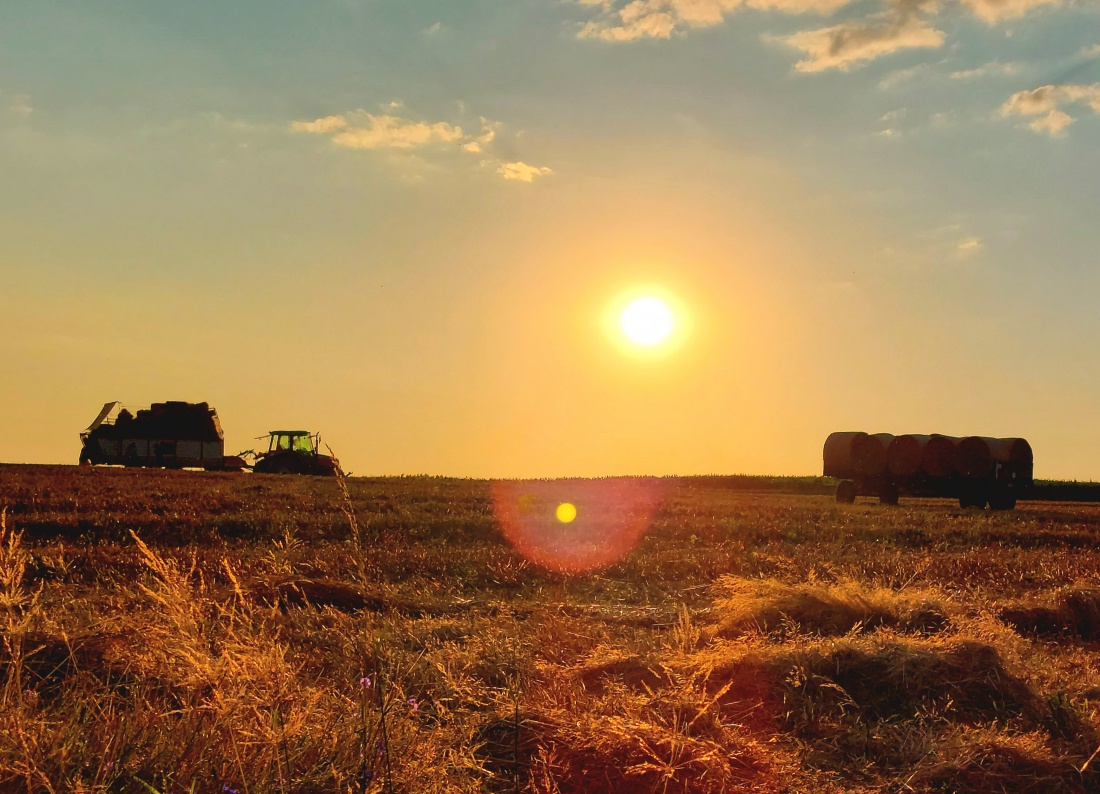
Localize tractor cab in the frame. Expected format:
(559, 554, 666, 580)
(253, 430, 337, 475)
(268, 430, 317, 455)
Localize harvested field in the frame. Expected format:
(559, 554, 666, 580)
(3, 464, 1100, 792)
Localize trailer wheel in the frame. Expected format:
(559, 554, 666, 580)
(879, 483, 899, 506)
(836, 480, 856, 504)
(959, 490, 987, 509)
(989, 493, 1018, 510)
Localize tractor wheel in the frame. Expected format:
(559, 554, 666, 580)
(836, 480, 857, 504)
(879, 483, 899, 506)
(271, 461, 295, 475)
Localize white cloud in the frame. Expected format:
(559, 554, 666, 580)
(958, 0, 1061, 23)
(754, 0, 855, 11)
(950, 60, 1022, 79)
(290, 115, 348, 134)
(1028, 109, 1074, 135)
(497, 162, 554, 182)
(957, 236, 983, 255)
(294, 108, 553, 181)
(1001, 83, 1100, 136)
(461, 118, 500, 153)
(292, 111, 466, 150)
(575, 0, 1068, 84)
(782, 11, 945, 73)
(577, 0, 852, 42)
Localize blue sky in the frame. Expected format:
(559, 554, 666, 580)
(2, 0, 1098, 477)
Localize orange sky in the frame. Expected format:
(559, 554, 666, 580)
(2, 1, 1099, 479)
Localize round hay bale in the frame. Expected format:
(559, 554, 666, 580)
(922, 435, 959, 479)
(887, 435, 931, 478)
(954, 437, 995, 479)
(853, 433, 893, 477)
(989, 437, 1033, 466)
(823, 432, 867, 479)
(986, 437, 1034, 482)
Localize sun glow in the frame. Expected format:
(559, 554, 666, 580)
(620, 296, 674, 347)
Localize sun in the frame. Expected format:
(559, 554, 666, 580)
(620, 296, 674, 347)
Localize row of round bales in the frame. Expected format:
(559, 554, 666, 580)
(824, 432, 1034, 484)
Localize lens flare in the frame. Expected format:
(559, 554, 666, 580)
(556, 502, 577, 523)
(491, 480, 665, 573)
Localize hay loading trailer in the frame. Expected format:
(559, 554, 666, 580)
(824, 431, 1032, 509)
(79, 401, 246, 471)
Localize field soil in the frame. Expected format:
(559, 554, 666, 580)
(3, 464, 1100, 793)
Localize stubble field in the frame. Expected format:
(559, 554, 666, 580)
(3, 463, 1100, 793)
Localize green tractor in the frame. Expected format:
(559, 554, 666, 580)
(252, 430, 338, 476)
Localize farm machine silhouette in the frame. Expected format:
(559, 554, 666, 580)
(825, 431, 1033, 510)
(79, 401, 336, 476)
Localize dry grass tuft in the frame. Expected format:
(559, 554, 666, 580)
(531, 711, 777, 794)
(785, 639, 1040, 726)
(473, 711, 544, 791)
(270, 577, 386, 612)
(572, 648, 670, 694)
(1000, 588, 1100, 640)
(912, 735, 1094, 793)
(709, 576, 949, 639)
(685, 649, 785, 733)
(1, 631, 136, 694)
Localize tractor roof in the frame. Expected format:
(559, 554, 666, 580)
(269, 430, 312, 436)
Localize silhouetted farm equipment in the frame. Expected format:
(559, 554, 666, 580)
(824, 432, 1033, 510)
(80, 402, 247, 471)
(79, 402, 335, 476)
(252, 431, 337, 476)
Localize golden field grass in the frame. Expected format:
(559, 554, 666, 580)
(4, 463, 1100, 792)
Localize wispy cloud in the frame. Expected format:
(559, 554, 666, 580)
(957, 236, 983, 256)
(576, 0, 851, 43)
(781, 9, 944, 73)
(960, 0, 1062, 24)
(577, 0, 1068, 80)
(497, 162, 554, 182)
(1, 91, 33, 119)
(878, 63, 933, 90)
(950, 60, 1023, 80)
(1001, 83, 1100, 136)
(292, 112, 466, 150)
(293, 107, 549, 182)
(291, 115, 348, 135)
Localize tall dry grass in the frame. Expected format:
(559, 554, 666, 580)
(3, 467, 1100, 791)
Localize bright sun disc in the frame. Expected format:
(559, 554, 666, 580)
(620, 297, 674, 347)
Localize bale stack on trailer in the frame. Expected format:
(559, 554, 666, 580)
(953, 436, 1033, 509)
(823, 432, 867, 503)
(80, 401, 246, 470)
(824, 431, 895, 504)
(825, 431, 1032, 509)
(923, 435, 959, 479)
